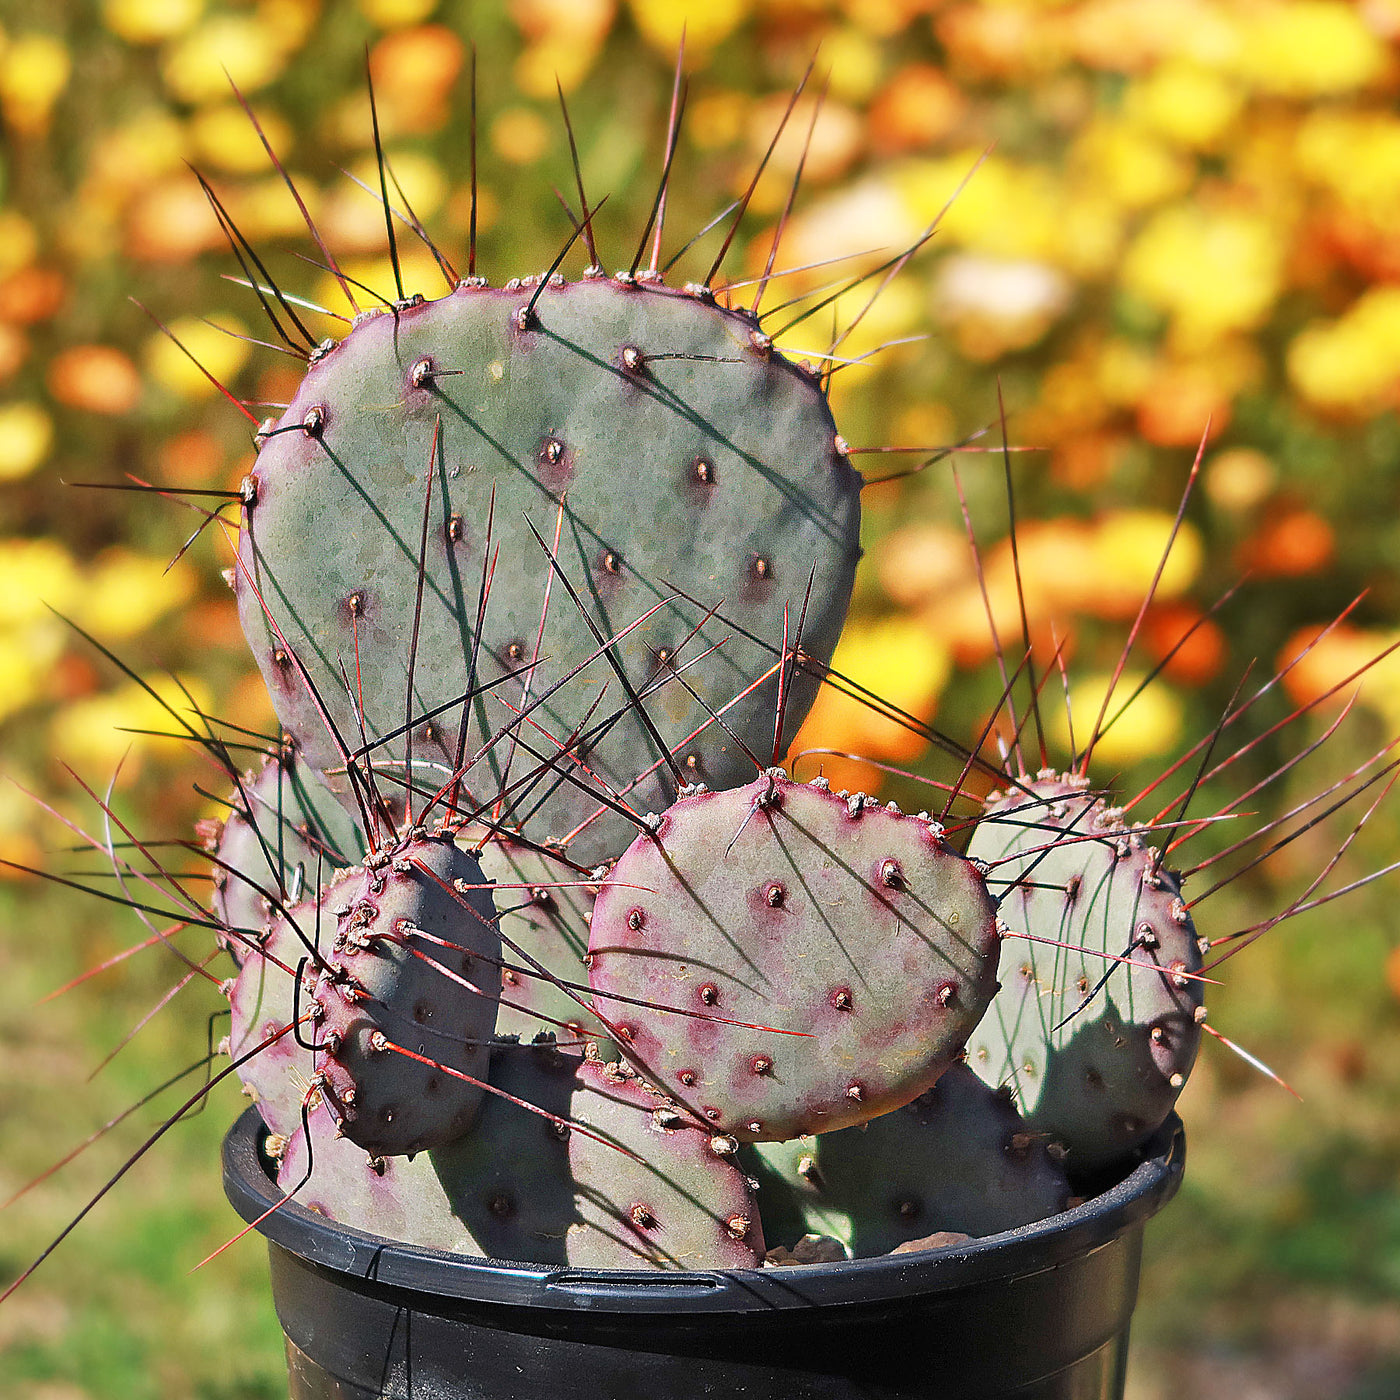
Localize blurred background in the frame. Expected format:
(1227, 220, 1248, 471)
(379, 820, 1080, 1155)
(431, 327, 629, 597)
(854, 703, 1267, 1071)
(1, 0, 1399, 1395)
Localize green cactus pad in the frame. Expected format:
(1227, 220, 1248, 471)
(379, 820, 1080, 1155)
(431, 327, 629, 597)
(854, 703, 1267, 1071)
(226, 903, 317, 1139)
(211, 748, 365, 966)
(745, 1063, 1070, 1257)
(279, 1039, 582, 1263)
(310, 832, 502, 1157)
(429, 1038, 582, 1261)
(472, 833, 614, 1056)
(276, 1040, 761, 1269)
(967, 775, 1205, 1173)
(587, 771, 1002, 1141)
(235, 278, 861, 865)
(565, 1056, 764, 1269)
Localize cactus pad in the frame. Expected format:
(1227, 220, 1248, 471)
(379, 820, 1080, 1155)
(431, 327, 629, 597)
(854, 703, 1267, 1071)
(967, 775, 1205, 1172)
(309, 832, 502, 1156)
(276, 1039, 761, 1269)
(587, 772, 1001, 1141)
(746, 1063, 1070, 1257)
(472, 833, 610, 1052)
(212, 749, 364, 966)
(277, 1098, 475, 1252)
(226, 904, 316, 1139)
(235, 279, 861, 864)
(565, 1055, 764, 1269)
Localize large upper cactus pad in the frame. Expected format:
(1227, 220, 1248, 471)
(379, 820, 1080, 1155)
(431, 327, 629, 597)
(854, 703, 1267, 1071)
(236, 279, 861, 864)
(587, 772, 1002, 1141)
(967, 775, 1205, 1172)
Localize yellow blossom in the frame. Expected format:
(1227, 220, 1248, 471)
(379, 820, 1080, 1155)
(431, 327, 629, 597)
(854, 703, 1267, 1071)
(145, 316, 249, 400)
(50, 674, 216, 777)
(0, 402, 53, 480)
(257, 0, 319, 51)
(745, 95, 863, 213)
(1089, 510, 1203, 613)
(1279, 624, 1400, 735)
(1233, 0, 1386, 97)
(162, 15, 289, 103)
(1295, 109, 1400, 229)
(1122, 205, 1284, 347)
(626, 0, 750, 56)
(1070, 120, 1192, 211)
(190, 103, 293, 175)
(87, 111, 188, 197)
(0, 538, 82, 626)
(102, 0, 203, 43)
(1125, 61, 1242, 151)
(368, 25, 463, 134)
(820, 28, 884, 103)
(1062, 0, 1240, 72)
(1288, 286, 1400, 414)
(358, 0, 439, 24)
(1205, 447, 1276, 513)
(1053, 672, 1183, 769)
(789, 616, 952, 793)
(0, 33, 70, 134)
(345, 150, 446, 222)
(490, 107, 551, 165)
(899, 154, 1064, 264)
(0, 632, 47, 725)
(0, 210, 36, 279)
(511, 0, 614, 95)
(124, 178, 221, 262)
(230, 175, 324, 244)
(74, 550, 198, 642)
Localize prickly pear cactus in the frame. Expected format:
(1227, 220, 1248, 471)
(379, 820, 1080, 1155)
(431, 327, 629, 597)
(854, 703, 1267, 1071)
(967, 775, 1205, 1172)
(307, 831, 502, 1157)
(278, 1037, 580, 1261)
(228, 830, 502, 1154)
(472, 833, 611, 1053)
(276, 1098, 475, 1252)
(565, 1055, 764, 1269)
(226, 899, 316, 1139)
(745, 1062, 1070, 1257)
(210, 748, 365, 966)
(587, 770, 1002, 1141)
(275, 1038, 763, 1269)
(235, 280, 862, 865)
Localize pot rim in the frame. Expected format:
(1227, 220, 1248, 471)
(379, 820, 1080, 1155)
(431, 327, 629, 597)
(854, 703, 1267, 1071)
(222, 1106, 1184, 1316)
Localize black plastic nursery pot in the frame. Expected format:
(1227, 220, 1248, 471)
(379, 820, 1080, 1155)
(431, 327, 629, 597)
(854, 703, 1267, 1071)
(223, 1106, 1185, 1400)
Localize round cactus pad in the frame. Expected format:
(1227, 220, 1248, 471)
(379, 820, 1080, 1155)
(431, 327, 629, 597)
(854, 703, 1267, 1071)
(213, 749, 365, 966)
(472, 834, 609, 1051)
(967, 776, 1205, 1172)
(565, 1056, 764, 1269)
(308, 832, 502, 1157)
(587, 772, 1001, 1141)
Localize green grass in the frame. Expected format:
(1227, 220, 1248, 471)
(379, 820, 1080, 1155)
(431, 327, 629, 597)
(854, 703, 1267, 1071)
(0, 883, 287, 1399)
